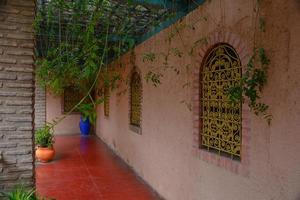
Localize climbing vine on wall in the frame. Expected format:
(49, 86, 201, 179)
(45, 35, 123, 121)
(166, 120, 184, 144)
(35, 0, 272, 128)
(142, 0, 272, 124)
(228, 0, 272, 124)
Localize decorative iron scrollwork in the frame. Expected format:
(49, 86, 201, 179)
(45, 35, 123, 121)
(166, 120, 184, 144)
(104, 86, 110, 117)
(200, 44, 242, 160)
(130, 71, 142, 127)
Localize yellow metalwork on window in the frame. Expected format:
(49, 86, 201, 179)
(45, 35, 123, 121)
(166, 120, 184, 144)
(130, 72, 142, 127)
(200, 44, 242, 160)
(104, 86, 110, 117)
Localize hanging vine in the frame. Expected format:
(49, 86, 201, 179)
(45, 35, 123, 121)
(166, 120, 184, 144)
(228, 0, 272, 124)
(34, 0, 136, 128)
(35, 0, 272, 130)
(142, 0, 272, 124)
(34, 0, 173, 129)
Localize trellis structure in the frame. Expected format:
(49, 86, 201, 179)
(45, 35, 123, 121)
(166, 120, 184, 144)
(36, 0, 205, 59)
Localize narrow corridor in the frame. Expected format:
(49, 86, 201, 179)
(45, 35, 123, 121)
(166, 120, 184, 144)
(36, 135, 162, 200)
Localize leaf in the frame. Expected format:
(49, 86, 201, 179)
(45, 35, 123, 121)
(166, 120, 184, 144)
(259, 17, 266, 32)
(142, 52, 156, 63)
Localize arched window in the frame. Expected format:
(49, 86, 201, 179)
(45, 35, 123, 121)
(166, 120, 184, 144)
(104, 86, 110, 117)
(200, 43, 242, 160)
(130, 71, 142, 128)
(63, 87, 82, 113)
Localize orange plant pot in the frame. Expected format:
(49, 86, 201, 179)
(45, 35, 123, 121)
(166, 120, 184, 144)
(36, 147, 55, 163)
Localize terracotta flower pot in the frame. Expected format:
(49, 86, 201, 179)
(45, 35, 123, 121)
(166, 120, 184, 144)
(36, 147, 55, 163)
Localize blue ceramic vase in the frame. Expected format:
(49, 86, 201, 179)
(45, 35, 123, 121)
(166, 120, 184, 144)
(79, 116, 90, 136)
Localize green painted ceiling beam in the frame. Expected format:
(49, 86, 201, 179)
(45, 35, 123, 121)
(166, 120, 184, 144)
(130, 0, 204, 12)
(136, 0, 206, 44)
(129, 0, 181, 8)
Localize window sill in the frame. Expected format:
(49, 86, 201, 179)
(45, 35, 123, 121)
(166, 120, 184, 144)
(130, 124, 142, 135)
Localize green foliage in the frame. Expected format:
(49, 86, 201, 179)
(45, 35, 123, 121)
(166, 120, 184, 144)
(77, 99, 103, 125)
(36, 43, 82, 95)
(35, 0, 147, 94)
(189, 37, 208, 55)
(35, 0, 124, 129)
(78, 103, 97, 124)
(36, 0, 108, 96)
(228, 47, 272, 124)
(142, 52, 156, 63)
(259, 17, 266, 32)
(228, 0, 271, 124)
(170, 47, 183, 58)
(145, 71, 163, 87)
(1, 186, 52, 200)
(1, 186, 38, 200)
(35, 125, 54, 148)
(34, 0, 272, 125)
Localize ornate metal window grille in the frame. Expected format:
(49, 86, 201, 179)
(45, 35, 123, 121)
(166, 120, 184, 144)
(63, 87, 82, 113)
(200, 44, 242, 160)
(104, 86, 110, 117)
(130, 71, 142, 127)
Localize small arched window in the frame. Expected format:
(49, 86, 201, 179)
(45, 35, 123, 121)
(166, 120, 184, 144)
(63, 87, 82, 113)
(130, 71, 142, 128)
(104, 86, 110, 117)
(200, 43, 242, 160)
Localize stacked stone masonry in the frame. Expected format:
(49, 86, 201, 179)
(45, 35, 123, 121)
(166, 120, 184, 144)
(34, 81, 45, 131)
(0, 0, 36, 195)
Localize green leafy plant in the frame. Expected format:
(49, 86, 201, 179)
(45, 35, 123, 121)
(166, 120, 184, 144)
(78, 103, 96, 122)
(227, 0, 272, 124)
(35, 0, 156, 130)
(142, 52, 156, 62)
(35, 0, 272, 126)
(35, 125, 54, 148)
(145, 71, 163, 87)
(228, 47, 272, 124)
(1, 185, 53, 200)
(77, 99, 103, 125)
(259, 17, 266, 32)
(140, 0, 272, 123)
(1, 186, 38, 200)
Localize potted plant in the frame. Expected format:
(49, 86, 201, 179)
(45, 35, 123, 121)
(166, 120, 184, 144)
(35, 125, 55, 163)
(77, 98, 103, 136)
(77, 102, 96, 136)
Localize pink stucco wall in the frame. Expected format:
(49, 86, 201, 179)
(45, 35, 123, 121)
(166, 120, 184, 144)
(95, 0, 300, 200)
(46, 91, 80, 135)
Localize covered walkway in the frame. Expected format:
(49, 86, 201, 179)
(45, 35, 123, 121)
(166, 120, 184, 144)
(36, 135, 162, 200)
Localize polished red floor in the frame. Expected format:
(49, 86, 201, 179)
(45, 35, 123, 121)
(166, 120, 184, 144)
(36, 135, 162, 200)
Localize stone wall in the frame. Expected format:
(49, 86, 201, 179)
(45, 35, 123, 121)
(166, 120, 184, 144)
(0, 0, 36, 194)
(34, 80, 45, 131)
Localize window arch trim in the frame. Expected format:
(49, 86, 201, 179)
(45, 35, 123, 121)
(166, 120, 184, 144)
(199, 43, 242, 160)
(129, 67, 142, 134)
(192, 31, 251, 176)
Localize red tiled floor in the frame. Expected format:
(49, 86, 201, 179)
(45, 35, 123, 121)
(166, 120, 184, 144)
(36, 135, 162, 200)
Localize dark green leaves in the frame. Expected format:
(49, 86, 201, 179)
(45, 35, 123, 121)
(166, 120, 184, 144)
(145, 71, 162, 87)
(35, 124, 55, 148)
(228, 47, 272, 124)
